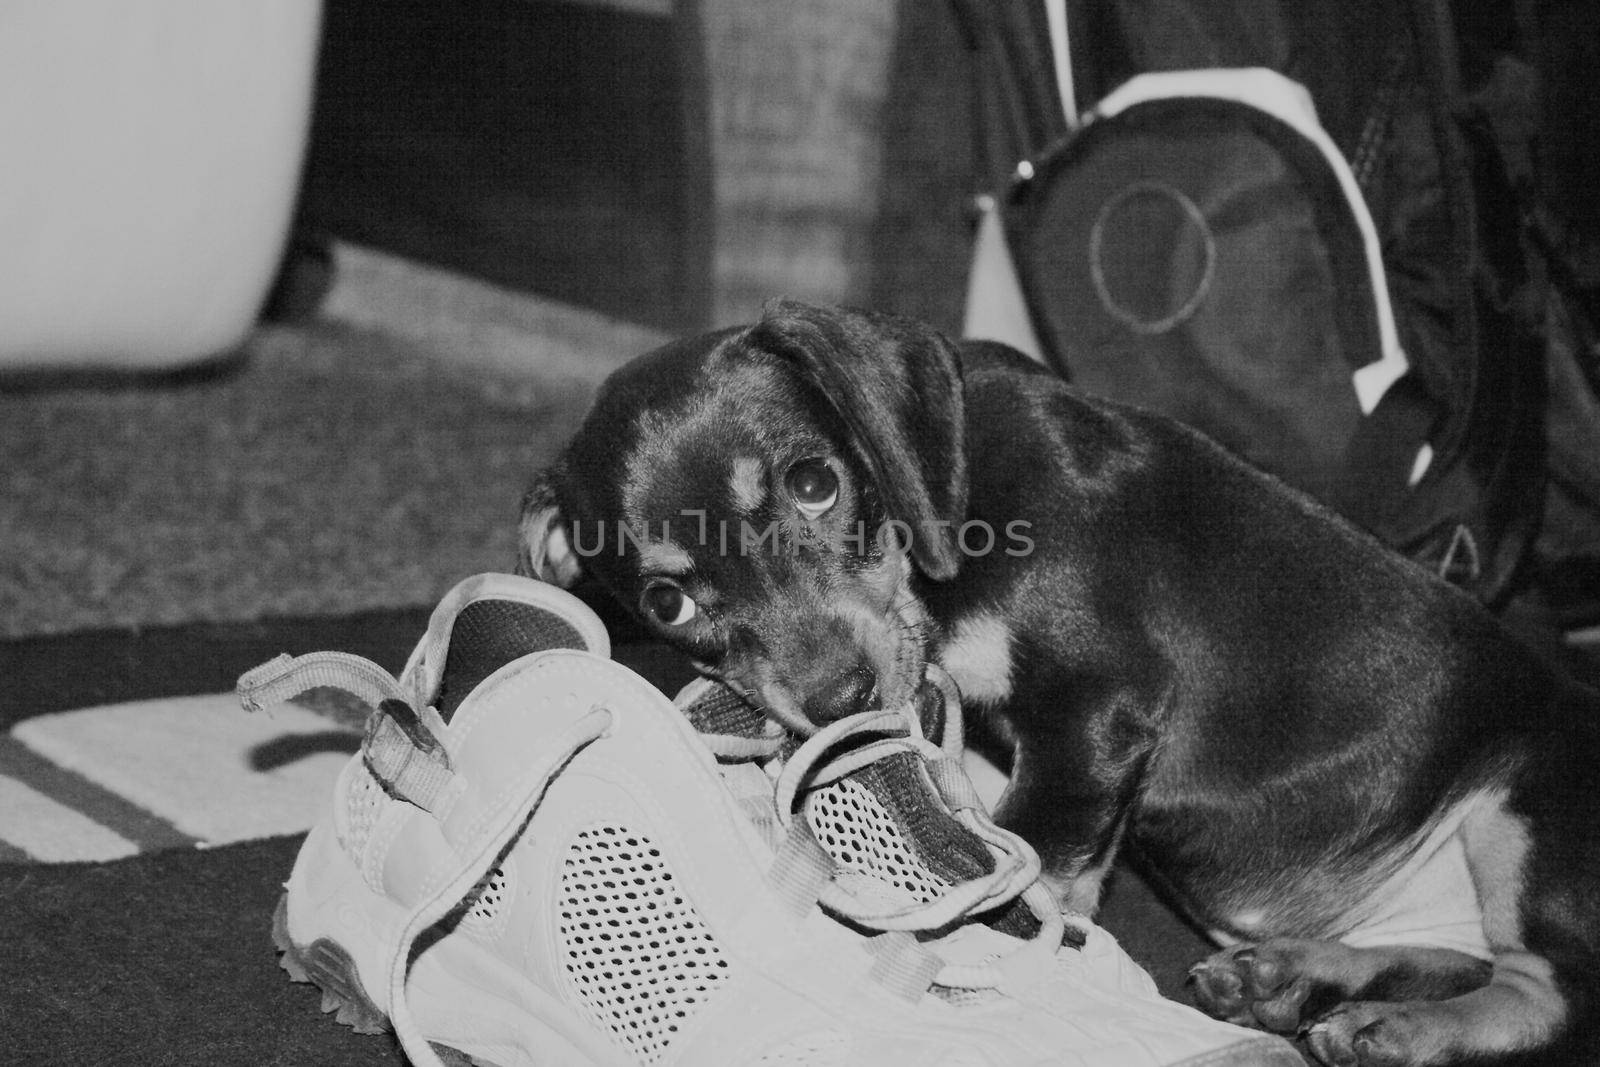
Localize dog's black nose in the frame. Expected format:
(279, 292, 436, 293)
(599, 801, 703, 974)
(804, 664, 878, 723)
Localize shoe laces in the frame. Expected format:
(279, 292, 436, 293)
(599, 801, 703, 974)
(689, 664, 1078, 999)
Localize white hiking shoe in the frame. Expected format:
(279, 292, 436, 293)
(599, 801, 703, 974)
(240, 572, 1299, 1067)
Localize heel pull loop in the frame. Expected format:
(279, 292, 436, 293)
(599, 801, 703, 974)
(237, 651, 410, 716)
(236, 651, 453, 812)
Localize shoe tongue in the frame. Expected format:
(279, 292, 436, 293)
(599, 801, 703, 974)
(680, 680, 773, 739)
(434, 598, 593, 722)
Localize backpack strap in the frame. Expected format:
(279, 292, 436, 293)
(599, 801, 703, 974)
(1330, 374, 1441, 534)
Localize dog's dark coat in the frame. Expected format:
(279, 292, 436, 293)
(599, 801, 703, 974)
(521, 302, 1600, 1065)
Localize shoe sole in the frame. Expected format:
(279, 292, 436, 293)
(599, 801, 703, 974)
(273, 892, 498, 1067)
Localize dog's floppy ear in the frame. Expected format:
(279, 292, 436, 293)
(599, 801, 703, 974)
(748, 300, 968, 581)
(517, 470, 582, 587)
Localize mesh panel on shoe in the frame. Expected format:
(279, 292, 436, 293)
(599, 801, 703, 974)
(755, 1029, 852, 1066)
(558, 823, 731, 1063)
(461, 864, 513, 935)
(847, 753, 994, 884)
(806, 778, 952, 904)
(808, 751, 1044, 940)
(435, 599, 590, 722)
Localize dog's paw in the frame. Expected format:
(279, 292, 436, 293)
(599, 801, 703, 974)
(1303, 1002, 1432, 1067)
(1188, 941, 1321, 1032)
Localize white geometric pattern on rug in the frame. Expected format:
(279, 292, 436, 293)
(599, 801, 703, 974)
(3, 694, 351, 862)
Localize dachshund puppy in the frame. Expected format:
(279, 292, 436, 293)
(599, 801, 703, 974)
(519, 300, 1600, 1066)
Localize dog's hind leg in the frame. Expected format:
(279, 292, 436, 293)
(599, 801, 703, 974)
(1302, 950, 1574, 1066)
(1196, 761, 1600, 1065)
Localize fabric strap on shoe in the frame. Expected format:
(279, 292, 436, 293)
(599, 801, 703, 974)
(762, 817, 963, 1003)
(387, 705, 615, 1067)
(920, 663, 966, 759)
(927, 755, 986, 812)
(867, 932, 947, 1001)
(364, 700, 455, 813)
(237, 651, 455, 811)
(767, 818, 838, 920)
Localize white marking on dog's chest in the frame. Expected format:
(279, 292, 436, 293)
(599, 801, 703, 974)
(936, 614, 1015, 707)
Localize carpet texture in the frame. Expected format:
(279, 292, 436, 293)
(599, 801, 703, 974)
(0, 244, 663, 641)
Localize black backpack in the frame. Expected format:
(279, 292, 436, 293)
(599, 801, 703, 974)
(954, 0, 1570, 610)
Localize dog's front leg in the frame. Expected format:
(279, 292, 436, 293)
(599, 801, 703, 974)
(1190, 940, 1493, 1034)
(988, 680, 1160, 916)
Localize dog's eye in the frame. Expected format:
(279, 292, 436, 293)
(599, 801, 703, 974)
(641, 581, 696, 627)
(786, 458, 838, 518)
